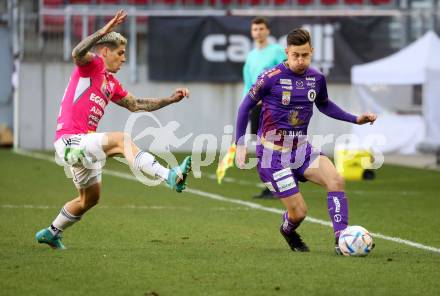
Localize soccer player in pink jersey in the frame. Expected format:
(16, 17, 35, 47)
(36, 10, 191, 249)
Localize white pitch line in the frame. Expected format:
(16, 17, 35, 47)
(13, 149, 440, 254)
(0, 204, 251, 211)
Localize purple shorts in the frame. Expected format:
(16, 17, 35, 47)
(256, 142, 321, 198)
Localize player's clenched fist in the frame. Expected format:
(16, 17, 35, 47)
(171, 88, 190, 102)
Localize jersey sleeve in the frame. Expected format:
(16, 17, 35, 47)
(110, 78, 128, 103)
(77, 54, 102, 77)
(315, 74, 329, 103)
(315, 75, 357, 123)
(247, 73, 271, 102)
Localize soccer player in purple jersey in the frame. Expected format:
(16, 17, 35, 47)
(35, 10, 192, 250)
(235, 28, 377, 254)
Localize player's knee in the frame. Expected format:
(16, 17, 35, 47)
(298, 206, 308, 221)
(116, 132, 132, 149)
(327, 174, 345, 192)
(83, 194, 100, 209)
(79, 192, 100, 210)
(288, 207, 307, 223)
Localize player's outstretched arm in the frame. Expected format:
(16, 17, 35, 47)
(116, 88, 190, 112)
(356, 112, 377, 125)
(234, 95, 259, 169)
(72, 10, 127, 66)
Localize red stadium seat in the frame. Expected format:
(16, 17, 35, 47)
(193, 0, 206, 5)
(96, 0, 122, 4)
(344, 0, 363, 3)
(43, 0, 64, 5)
(67, 0, 93, 3)
(43, 15, 65, 32)
(126, 0, 149, 24)
(320, 0, 338, 4)
(161, 0, 177, 4)
(297, 0, 314, 5)
(126, 0, 149, 4)
(371, 0, 391, 4)
(42, 0, 65, 32)
(274, 0, 288, 4)
(72, 15, 96, 38)
(126, 0, 145, 3)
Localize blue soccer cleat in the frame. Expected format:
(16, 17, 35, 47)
(166, 156, 192, 193)
(35, 228, 66, 250)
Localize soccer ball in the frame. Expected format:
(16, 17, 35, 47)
(338, 225, 374, 257)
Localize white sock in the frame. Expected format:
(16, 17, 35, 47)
(133, 151, 169, 180)
(49, 206, 81, 235)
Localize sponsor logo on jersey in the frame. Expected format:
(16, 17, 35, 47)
(276, 129, 304, 136)
(273, 168, 292, 181)
(276, 177, 296, 192)
(306, 82, 315, 88)
(90, 106, 103, 117)
(295, 80, 305, 90)
(307, 89, 317, 102)
(268, 69, 282, 78)
(90, 93, 107, 109)
(280, 78, 292, 85)
(289, 111, 305, 127)
(250, 78, 265, 100)
(306, 76, 315, 81)
(109, 81, 115, 91)
(282, 91, 291, 105)
(282, 85, 293, 90)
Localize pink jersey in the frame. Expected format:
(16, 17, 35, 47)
(55, 55, 128, 140)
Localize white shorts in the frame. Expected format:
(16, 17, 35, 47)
(54, 133, 107, 189)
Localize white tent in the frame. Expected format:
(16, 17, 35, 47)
(351, 31, 440, 154)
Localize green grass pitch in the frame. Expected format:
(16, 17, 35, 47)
(0, 149, 439, 295)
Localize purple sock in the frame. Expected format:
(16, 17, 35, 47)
(281, 211, 300, 234)
(327, 192, 348, 238)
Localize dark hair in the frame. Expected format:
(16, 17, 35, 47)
(251, 17, 270, 29)
(287, 28, 311, 46)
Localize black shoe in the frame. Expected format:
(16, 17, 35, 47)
(253, 188, 275, 199)
(280, 226, 310, 252)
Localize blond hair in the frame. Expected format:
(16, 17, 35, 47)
(95, 32, 127, 49)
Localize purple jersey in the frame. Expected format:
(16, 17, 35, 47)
(236, 63, 356, 156)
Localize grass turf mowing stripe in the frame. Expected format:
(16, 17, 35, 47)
(14, 149, 440, 254)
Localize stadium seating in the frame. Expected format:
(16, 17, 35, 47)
(67, 0, 93, 4)
(72, 15, 96, 38)
(320, 0, 338, 5)
(96, 0, 122, 4)
(41, 0, 396, 8)
(371, 0, 392, 4)
(297, 0, 314, 5)
(42, 0, 65, 32)
(40, 0, 398, 32)
(344, 0, 363, 4)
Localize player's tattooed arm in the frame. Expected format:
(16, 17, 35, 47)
(72, 30, 105, 66)
(117, 88, 190, 112)
(72, 10, 127, 66)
